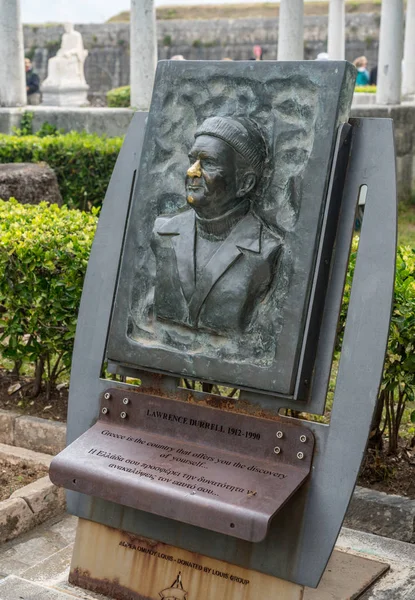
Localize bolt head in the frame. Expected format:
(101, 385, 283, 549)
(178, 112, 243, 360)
(120, 411, 127, 419)
(297, 452, 304, 460)
(274, 446, 281, 455)
(101, 407, 108, 415)
(276, 431, 283, 439)
(104, 392, 111, 400)
(122, 398, 129, 405)
(300, 435, 307, 443)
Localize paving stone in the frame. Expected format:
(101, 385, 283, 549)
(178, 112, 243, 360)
(0, 410, 16, 446)
(0, 443, 52, 467)
(46, 515, 78, 547)
(21, 544, 73, 584)
(0, 576, 75, 599)
(0, 518, 74, 576)
(14, 416, 66, 456)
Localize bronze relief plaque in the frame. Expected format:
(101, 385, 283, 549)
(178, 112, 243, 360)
(107, 61, 355, 397)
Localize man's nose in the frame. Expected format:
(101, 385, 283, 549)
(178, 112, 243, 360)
(187, 160, 202, 178)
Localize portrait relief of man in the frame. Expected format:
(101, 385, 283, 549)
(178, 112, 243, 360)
(150, 116, 283, 336)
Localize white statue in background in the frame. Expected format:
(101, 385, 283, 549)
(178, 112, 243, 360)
(41, 23, 89, 106)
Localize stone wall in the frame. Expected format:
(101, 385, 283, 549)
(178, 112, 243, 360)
(23, 13, 380, 99)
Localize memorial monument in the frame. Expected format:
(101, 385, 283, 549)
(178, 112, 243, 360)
(50, 60, 397, 599)
(41, 23, 89, 106)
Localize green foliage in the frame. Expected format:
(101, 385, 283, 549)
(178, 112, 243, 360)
(192, 39, 202, 48)
(355, 85, 377, 93)
(13, 112, 64, 138)
(0, 199, 98, 399)
(36, 122, 64, 137)
(382, 246, 415, 452)
(340, 240, 415, 453)
(0, 132, 123, 210)
(106, 85, 131, 108)
(163, 34, 172, 46)
(164, 8, 178, 19)
(13, 112, 34, 136)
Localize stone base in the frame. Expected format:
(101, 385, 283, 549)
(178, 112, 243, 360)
(70, 518, 304, 600)
(41, 85, 90, 107)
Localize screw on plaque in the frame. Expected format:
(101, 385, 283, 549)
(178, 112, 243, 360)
(300, 435, 307, 443)
(122, 398, 129, 405)
(104, 392, 111, 400)
(120, 411, 127, 419)
(276, 431, 283, 439)
(101, 407, 108, 415)
(297, 452, 304, 460)
(274, 446, 281, 455)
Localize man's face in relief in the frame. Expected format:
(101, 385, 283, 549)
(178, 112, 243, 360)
(185, 135, 240, 220)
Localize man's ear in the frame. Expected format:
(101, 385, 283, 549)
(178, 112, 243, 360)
(236, 172, 256, 198)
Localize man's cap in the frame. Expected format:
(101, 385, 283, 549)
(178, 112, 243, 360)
(194, 116, 267, 175)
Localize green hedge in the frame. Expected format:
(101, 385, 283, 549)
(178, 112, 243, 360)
(355, 85, 377, 93)
(0, 132, 123, 210)
(0, 199, 98, 399)
(107, 85, 131, 108)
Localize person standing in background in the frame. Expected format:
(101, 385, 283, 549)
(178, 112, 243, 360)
(25, 58, 40, 105)
(251, 45, 263, 60)
(353, 56, 370, 85)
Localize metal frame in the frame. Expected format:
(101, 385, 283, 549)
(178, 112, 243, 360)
(64, 115, 396, 588)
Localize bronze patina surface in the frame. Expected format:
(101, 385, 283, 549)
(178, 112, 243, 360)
(106, 60, 356, 398)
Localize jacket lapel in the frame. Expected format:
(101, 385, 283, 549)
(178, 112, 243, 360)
(188, 213, 262, 326)
(157, 211, 196, 302)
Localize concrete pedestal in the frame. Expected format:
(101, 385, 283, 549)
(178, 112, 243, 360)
(70, 518, 304, 600)
(41, 85, 89, 107)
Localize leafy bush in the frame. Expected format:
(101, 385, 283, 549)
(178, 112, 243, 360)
(106, 85, 131, 107)
(13, 111, 64, 138)
(0, 199, 98, 399)
(0, 132, 123, 210)
(340, 239, 415, 453)
(355, 85, 377, 93)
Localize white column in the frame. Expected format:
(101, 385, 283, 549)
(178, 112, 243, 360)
(402, 0, 415, 98)
(376, 0, 404, 105)
(0, 0, 26, 107)
(328, 0, 345, 60)
(278, 0, 304, 60)
(130, 0, 157, 110)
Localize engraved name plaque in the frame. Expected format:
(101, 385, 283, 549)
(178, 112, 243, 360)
(50, 388, 314, 542)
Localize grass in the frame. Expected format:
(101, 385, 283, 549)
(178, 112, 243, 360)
(108, 1, 385, 22)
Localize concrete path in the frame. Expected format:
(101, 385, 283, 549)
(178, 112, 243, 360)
(0, 514, 414, 599)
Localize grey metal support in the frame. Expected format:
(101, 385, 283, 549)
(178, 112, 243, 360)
(65, 117, 396, 588)
(66, 111, 147, 447)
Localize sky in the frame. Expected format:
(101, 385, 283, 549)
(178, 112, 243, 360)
(20, 0, 290, 24)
